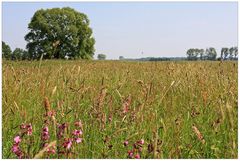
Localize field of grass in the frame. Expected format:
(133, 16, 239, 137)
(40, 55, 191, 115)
(2, 60, 238, 159)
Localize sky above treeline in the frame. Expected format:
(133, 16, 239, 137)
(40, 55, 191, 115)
(2, 2, 238, 59)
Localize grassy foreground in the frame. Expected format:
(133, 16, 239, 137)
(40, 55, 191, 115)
(2, 60, 238, 159)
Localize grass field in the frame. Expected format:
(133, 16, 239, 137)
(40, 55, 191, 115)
(2, 60, 238, 159)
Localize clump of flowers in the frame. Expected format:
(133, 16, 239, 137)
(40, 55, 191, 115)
(41, 126, 50, 149)
(125, 139, 145, 159)
(12, 135, 23, 159)
(57, 123, 67, 139)
(11, 97, 85, 158)
(20, 123, 32, 136)
(63, 138, 73, 149)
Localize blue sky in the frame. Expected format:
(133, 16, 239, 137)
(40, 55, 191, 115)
(2, 2, 238, 59)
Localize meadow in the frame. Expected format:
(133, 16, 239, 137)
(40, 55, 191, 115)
(2, 60, 238, 159)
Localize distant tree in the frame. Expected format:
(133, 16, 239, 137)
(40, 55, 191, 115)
(199, 49, 204, 60)
(25, 7, 95, 60)
(22, 50, 30, 60)
(186, 48, 199, 60)
(205, 47, 217, 60)
(119, 56, 124, 60)
(221, 48, 229, 60)
(233, 47, 238, 59)
(12, 48, 27, 60)
(97, 54, 106, 60)
(2, 41, 12, 60)
(186, 49, 194, 60)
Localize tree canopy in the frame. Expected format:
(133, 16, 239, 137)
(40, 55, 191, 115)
(2, 41, 12, 60)
(97, 54, 106, 60)
(25, 7, 95, 60)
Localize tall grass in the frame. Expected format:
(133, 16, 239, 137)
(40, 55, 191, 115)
(2, 60, 238, 158)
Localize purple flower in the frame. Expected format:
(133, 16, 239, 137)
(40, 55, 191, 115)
(135, 153, 140, 159)
(128, 150, 134, 158)
(75, 138, 82, 143)
(57, 123, 67, 139)
(42, 126, 50, 141)
(26, 124, 32, 135)
(63, 139, 73, 149)
(12, 143, 23, 158)
(138, 139, 144, 145)
(124, 140, 129, 146)
(14, 136, 21, 144)
(12, 144, 19, 153)
(72, 129, 83, 136)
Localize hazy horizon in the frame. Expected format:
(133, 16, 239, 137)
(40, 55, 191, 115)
(2, 2, 238, 60)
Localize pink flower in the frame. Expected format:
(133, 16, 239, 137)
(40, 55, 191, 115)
(20, 123, 32, 135)
(43, 126, 49, 132)
(124, 140, 129, 146)
(75, 138, 82, 143)
(128, 150, 134, 158)
(138, 139, 144, 145)
(72, 129, 83, 136)
(63, 139, 73, 149)
(47, 146, 56, 154)
(135, 153, 140, 159)
(12, 143, 23, 158)
(47, 110, 55, 117)
(57, 123, 67, 139)
(14, 136, 21, 144)
(26, 124, 32, 135)
(12, 144, 19, 153)
(20, 124, 26, 129)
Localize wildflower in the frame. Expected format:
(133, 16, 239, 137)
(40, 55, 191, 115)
(20, 124, 26, 129)
(72, 129, 83, 136)
(123, 96, 131, 114)
(128, 150, 134, 158)
(47, 110, 55, 117)
(57, 123, 67, 139)
(12, 144, 19, 153)
(42, 126, 50, 141)
(63, 139, 73, 149)
(12, 143, 23, 158)
(75, 138, 82, 143)
(138, 139, 144, 145)
(124, 140, 129, 146)
(20, 123, 32, 135)
(46, 146, 56, 154)
(26, 124, 32, 135)
(14, 136, 21, 144)
(135, 153, 140, 159)
(139, 147, 142, 152)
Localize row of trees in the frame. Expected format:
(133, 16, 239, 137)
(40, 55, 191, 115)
(220, 47, 238, 60)
(3, 41, 108, 61)
(186, 47, 238, 60)
(2, 41, 29, 60)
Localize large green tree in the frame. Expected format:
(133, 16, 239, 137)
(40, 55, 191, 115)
(2, 41, 12, 60)
(25, 7, 95, 60)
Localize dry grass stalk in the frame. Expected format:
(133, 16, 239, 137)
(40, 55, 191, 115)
(34, 141, 56, 159)
(192, 125, 205, 144)
(44, 97, 51, 114)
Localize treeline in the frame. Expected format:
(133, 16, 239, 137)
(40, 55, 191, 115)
(119, 56, 186, 61)
(186, 47, 238, 61)
(2, 41, 30, 60)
